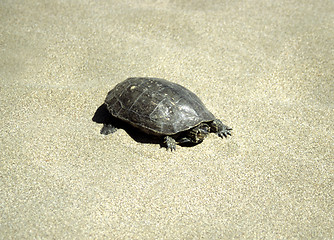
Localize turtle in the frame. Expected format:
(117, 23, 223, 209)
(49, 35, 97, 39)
(100, 77, 232, 151)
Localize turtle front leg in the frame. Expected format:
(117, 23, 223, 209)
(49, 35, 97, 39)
(164, 136, 177, 151)
(210, 119, 232, 138)
(100, 123, 118, 135)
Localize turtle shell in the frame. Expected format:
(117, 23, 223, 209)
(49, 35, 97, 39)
(104, 77, 215, 135)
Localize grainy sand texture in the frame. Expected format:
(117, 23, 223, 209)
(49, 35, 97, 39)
(1, 0, 333, 239)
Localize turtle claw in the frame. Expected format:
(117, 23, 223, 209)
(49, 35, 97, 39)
(210, 119, 232, 139)
(217, 126, 232, 138)
(100, 124, 118, 135)
(217, 131, 229, 138)
(164, 136, 177, 151)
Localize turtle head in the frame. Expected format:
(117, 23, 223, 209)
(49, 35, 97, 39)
(188, 123, 210, 143)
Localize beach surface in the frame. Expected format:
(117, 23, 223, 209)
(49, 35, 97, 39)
(1, 0, 333, 239)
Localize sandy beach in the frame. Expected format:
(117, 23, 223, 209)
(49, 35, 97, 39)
(1, 0, 333, 239)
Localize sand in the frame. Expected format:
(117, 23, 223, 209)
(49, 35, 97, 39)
(1, 0, 333, 239)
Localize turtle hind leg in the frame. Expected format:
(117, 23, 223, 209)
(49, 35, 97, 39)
(210, 119, 232, 138)
(100, 123, 118, 135)
(164, 136, 177, 151)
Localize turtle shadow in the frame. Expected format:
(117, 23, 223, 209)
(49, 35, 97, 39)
(92, 104, 199, 149)
(92, 104, 159, 144)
